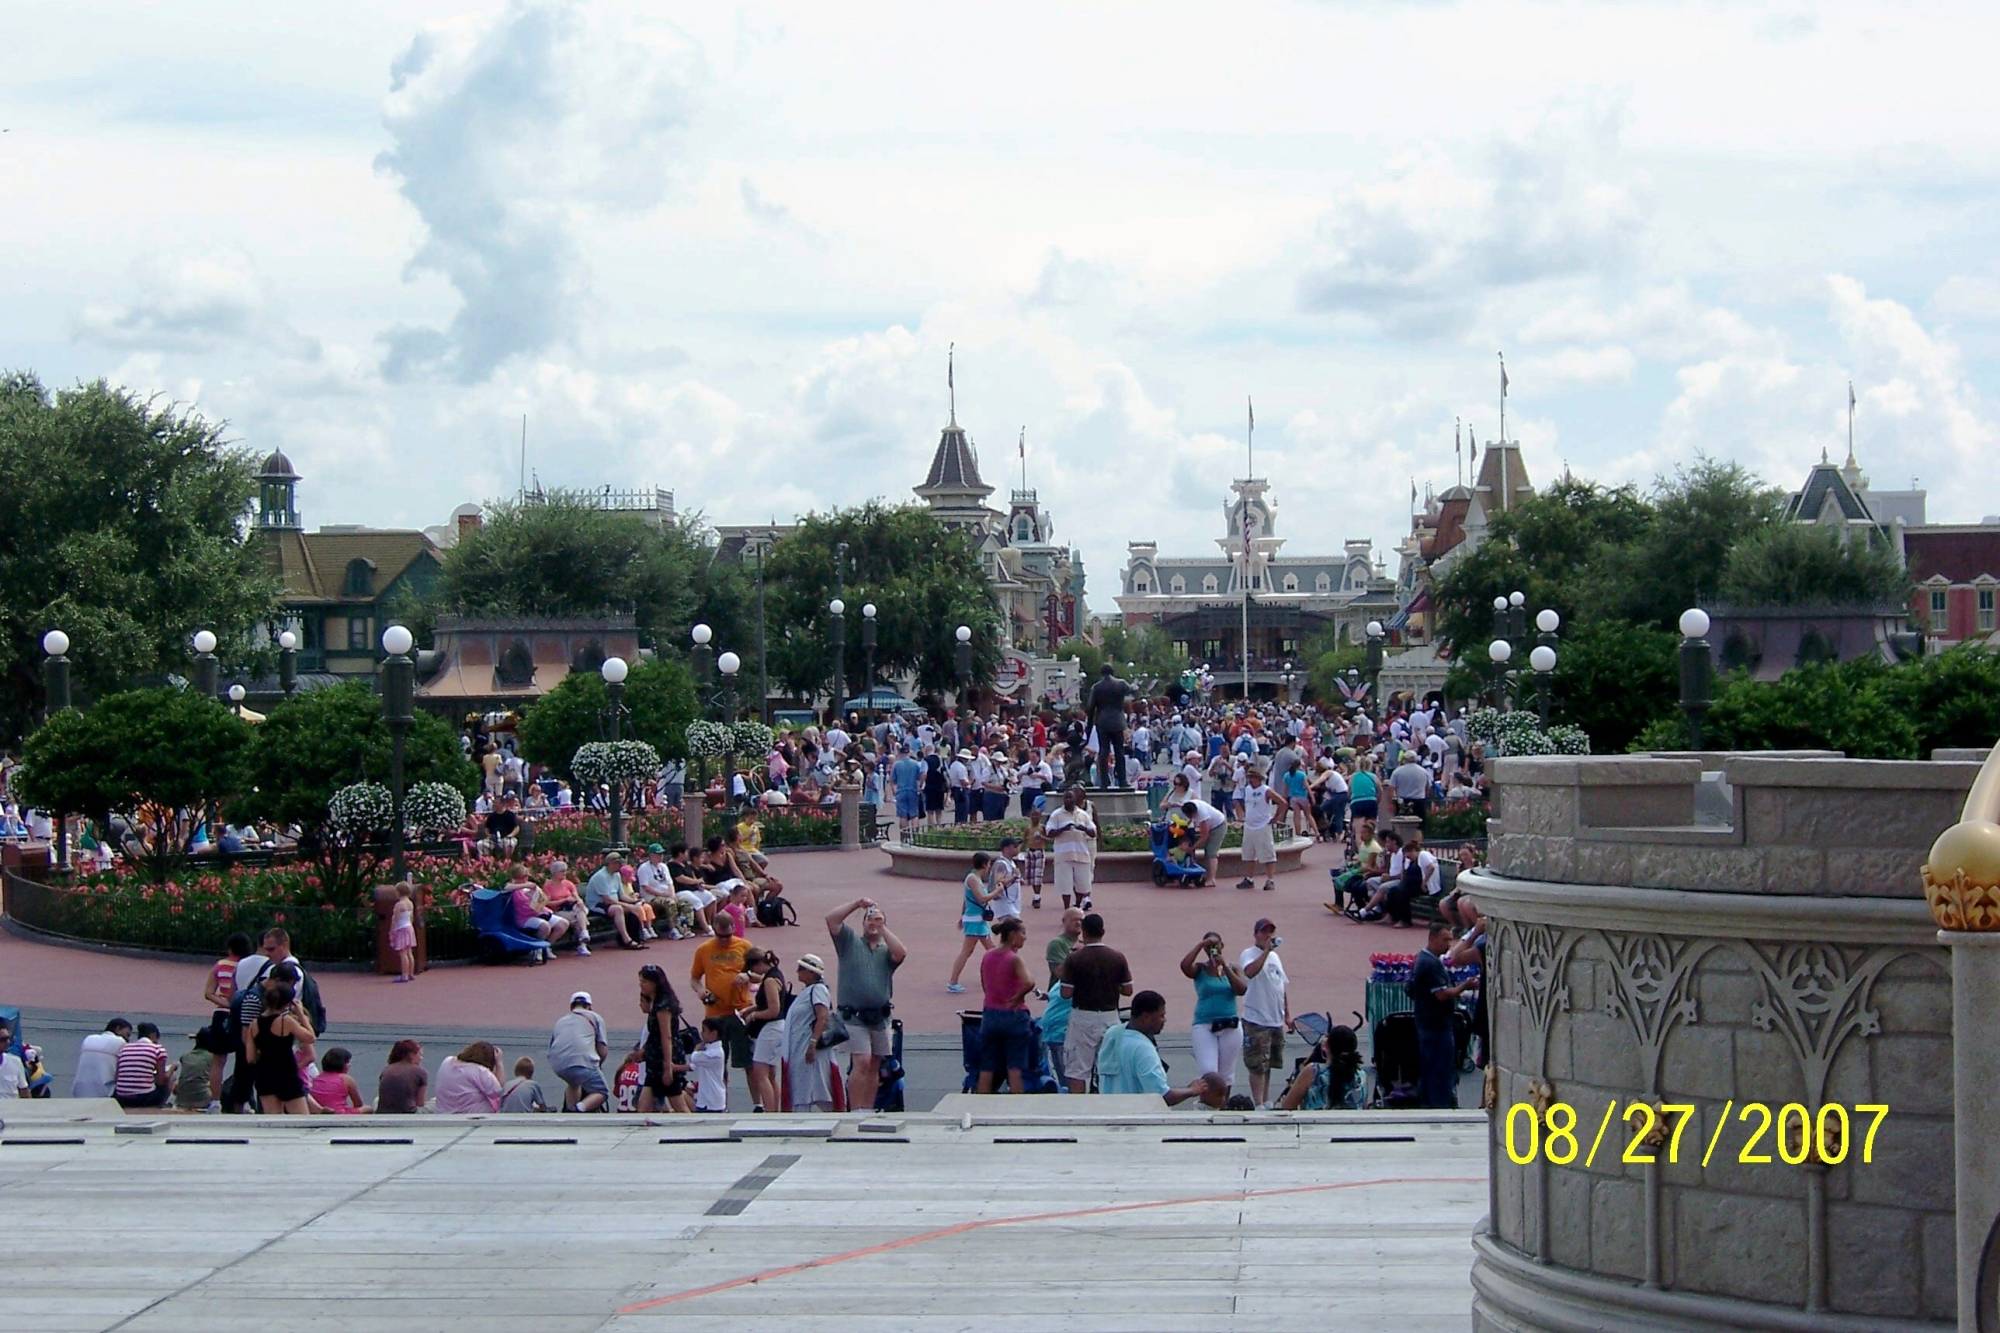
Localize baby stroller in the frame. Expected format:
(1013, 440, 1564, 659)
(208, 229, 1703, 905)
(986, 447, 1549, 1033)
(0, 1005, 52, 1097)
(873, 1018, 907, 1113)
(1370, 1011, 1423, 1108)
(958, 1010, 1060, 1093)
(1148, 821, 1206, 887)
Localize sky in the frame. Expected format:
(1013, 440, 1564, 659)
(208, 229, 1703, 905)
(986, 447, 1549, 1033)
(9, 0, 2000, 616)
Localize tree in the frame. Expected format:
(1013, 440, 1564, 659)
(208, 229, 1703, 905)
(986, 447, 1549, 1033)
(421, 491, 732, 650)
(14, 687, 248, 881)
(1061, 623, 1188, 694)
(1298, 624, 1367, 709)
(233, 682, 478, 899)
(759, 503, 1002, 700)
(516, 657, 699, 782)
(0, 374, 279, 743)
(1543, 621, 1678, 753)
(1719, 523, 1908, 608)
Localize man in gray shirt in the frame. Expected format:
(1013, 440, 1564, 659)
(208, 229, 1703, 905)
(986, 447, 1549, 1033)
(826, 897, 907, 1112)
(548, 991, 611, 1112)
(1389, 756, 1435, 820)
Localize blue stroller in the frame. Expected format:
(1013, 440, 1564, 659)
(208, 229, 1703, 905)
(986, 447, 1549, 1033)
(873, 1018, 907, 1112)
(0, 1005, 52, 1097)
(959, 1010, 1060, 1093)
(470, 887, 551, 965)
(1149, 821, 1206, 887)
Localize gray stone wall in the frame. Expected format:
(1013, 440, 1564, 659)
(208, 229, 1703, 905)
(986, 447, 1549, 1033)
(1473, 753, 1959, 1330)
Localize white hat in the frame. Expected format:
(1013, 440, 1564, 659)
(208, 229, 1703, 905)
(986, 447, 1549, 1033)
(569, 991, 593, 1007)
(798, 953, 827, 977)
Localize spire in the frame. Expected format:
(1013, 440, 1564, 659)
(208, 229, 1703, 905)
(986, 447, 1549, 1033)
(948, 342, 956, 427)
(1845, 379, 1857, 469)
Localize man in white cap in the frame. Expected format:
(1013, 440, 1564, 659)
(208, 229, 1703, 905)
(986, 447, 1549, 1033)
(948, 748, 974, 824)
(549, 992, 610, 1112)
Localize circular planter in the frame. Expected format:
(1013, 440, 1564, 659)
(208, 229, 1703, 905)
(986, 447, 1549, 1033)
(878, 836, 1315, 882)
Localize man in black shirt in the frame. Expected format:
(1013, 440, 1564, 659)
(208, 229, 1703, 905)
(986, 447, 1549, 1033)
(1409, 920, 1476, 1108)
(1058, 913, 1132, 1093)
(480, 796, 522, 857)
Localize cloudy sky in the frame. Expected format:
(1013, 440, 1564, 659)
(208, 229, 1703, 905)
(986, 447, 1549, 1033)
(10, 0, 2000, 613)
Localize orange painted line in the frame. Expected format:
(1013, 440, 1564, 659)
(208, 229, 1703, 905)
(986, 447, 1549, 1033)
(616, 1172, 1483, 1314)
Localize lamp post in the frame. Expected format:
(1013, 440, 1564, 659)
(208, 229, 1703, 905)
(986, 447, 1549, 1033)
(278, 629, 298, 698)
(1365, 620, 1385, 717)
(42, 630, 71, 869)
(1535, 608, 1561, 724)
(192, 629, 219, 699)
(1280, 661, 1295, 703)
(829, 597, 846, 725)
(382, 625, 416, 877)
(954, 625, 973, 704)
(601, 655, 629, 848)
(1529, 644, 1557, 727)
(228, 683, 246, 716)
(1488, 638, 1513, 710)
(1508, 590, 1527, 643)
(718, 651, 741, 810)
(860, 603, 878, 726)
(1679, 607, 1712, 751)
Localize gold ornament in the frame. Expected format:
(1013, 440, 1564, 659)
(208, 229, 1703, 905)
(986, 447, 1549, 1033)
(1921, 750, 2000, 932)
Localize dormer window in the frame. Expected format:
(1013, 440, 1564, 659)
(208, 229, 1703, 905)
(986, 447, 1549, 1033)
(1202, 574, 1219, 594)
(344, 558, 376, 596)
(1315, 573, 1331, 593)
(1282, 573, 1299, 592)
(1170, 575, 1186, 594)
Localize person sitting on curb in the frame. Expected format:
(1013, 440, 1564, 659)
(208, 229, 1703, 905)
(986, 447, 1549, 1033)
(1094, 990, 1223, 1107)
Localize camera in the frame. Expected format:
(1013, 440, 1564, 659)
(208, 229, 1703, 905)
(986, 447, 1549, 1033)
(1270, 936, 1283, 950)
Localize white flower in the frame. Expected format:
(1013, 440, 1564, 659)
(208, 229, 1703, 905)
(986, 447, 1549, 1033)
(403, 781, 467, 835)
(685, 720, 733, 758)
(328, 782, 393, 835)
(573, 740, 662, 788)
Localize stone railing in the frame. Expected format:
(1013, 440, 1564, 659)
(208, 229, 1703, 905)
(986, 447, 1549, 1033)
(1470, 752, 1963, 1332)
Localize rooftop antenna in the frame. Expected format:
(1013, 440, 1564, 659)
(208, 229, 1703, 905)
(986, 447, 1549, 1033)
(1846, 380, 1858, 468)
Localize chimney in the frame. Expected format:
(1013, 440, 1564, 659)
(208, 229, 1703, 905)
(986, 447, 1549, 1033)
(458, 510, 483, 538)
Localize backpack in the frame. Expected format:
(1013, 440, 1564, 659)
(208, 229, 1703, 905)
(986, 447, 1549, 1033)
(755, 895, 797, 928)
(228, 958, 329, 1040)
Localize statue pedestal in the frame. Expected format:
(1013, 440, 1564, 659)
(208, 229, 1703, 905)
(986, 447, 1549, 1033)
(1081, 787, 1152, 822)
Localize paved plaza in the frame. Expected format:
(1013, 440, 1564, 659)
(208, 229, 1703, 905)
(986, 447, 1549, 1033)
(0, 839, 1389, 1038)
(0, 1097, 1487, 1332)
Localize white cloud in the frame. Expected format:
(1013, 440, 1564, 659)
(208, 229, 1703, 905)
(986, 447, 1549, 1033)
(374, 1, 705, 382)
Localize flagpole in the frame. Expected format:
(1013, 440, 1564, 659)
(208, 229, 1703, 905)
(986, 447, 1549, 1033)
(1498, 351, 1508, 446)
(1243, 397, 1253, 704)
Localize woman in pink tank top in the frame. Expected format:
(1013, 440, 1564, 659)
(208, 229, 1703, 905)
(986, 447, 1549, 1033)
(975, 918, 1037, 1093)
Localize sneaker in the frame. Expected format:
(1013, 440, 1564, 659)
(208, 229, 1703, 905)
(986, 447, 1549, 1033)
(576, 944, 591, 957)
(666, 929, 684, 941)
(1032, 896, 1042, 909)
(1262, 880, 1277, 892)
(946, 982, 966, 994)
(640, 929, 658, 941)
(1234, 878, 1255, 890)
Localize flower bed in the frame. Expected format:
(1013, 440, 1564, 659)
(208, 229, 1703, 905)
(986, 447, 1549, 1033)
(526, 805, 849, 856)
(1422, 799, 1490, 841)
(906, 818, 1243, 853)
(5, 852, 538, 964)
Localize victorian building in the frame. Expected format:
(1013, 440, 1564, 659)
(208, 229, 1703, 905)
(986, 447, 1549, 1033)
(1115, 475, 1397, 698)
(251, 450, 442, 682)
(912, 395, 1083, 654)
(1390, 436, 1535, 644)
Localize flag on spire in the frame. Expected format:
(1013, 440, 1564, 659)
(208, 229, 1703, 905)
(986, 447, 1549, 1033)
(1849, 380, 1857, 411)
(1500, 352, 1509, 397)
(947, 342, 956, 425)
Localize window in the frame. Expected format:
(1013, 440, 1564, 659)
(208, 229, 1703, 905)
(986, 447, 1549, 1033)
(1014, 516, 1033, 543)
(1134, 577, 1150, 593)
(1170, 575, 1186, 594)
(1282, 573, 1299, 592)
(1202, 574, 1219, 594)
(1315, 573, 1331, 593)
(495, 640, 535, 687)
(1201, 639, 1224, 661)
(1980, 588, 1995, 632)
(344, 558, 375, 596)
(1280, 638, 1299, 658)
(1932, 588, 1949, 633)
(346, 616, 371, 650)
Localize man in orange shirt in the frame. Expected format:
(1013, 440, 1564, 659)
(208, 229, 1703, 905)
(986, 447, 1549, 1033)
(690, 914, 755, 1083)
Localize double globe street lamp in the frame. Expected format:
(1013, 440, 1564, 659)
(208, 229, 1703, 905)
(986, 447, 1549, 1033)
(1488, 605, 1561, 720)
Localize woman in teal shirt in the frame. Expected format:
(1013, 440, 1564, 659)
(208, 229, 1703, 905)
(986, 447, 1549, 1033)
(1349, 760, 1380, 823)
(1179, 931, 1248, 1096)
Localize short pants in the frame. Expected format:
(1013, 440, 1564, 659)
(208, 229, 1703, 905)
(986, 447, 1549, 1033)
(978, 1008, 1034, 1076)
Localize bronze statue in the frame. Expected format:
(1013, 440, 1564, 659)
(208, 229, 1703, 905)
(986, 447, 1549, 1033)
(1086, 664, 1132, 789)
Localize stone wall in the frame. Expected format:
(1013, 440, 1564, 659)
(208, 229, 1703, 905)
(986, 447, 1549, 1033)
(1471, 753, 1962, 1332)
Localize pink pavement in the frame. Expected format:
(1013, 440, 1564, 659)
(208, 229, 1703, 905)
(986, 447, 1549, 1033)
(0, 841, 1410, 1034)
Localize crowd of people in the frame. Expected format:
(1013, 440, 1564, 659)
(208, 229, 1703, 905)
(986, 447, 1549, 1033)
(7, 685, 1489, 1115)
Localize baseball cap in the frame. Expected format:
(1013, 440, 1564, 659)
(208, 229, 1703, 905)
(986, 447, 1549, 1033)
(1254, 918, 1277, 934)
(569, 991, 593, 1007)
(646, 842, 665, 854)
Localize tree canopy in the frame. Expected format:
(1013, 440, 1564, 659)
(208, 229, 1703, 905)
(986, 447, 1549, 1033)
(233, 682, 478, 898)
(515, 656, 699, 780)
(1057, 622, 1188, 693)
(0, 373, 278, 743)
(416, 490, 747, 653)
(1718, 523, 1908, 608)
(15, 687, 249, 880)
(759, 503, 1001, 698)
